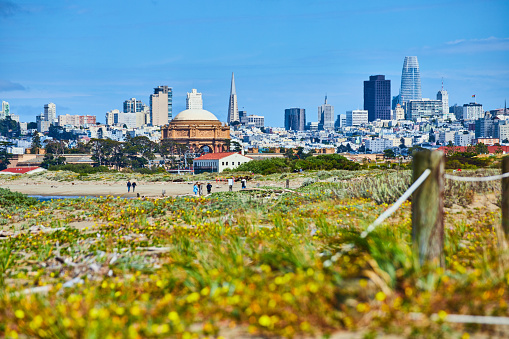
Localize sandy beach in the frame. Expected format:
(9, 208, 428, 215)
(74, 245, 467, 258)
(0, 177, 300, 197)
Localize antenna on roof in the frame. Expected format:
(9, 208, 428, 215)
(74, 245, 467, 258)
(441, 77, 443, 91)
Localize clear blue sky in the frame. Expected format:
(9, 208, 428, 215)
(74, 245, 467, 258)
(1, 0, 508, 126)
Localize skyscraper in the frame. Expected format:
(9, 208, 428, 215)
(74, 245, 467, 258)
(0, 101, 9, 119)
(318, 95, 335, 130)
(44, 103, 56, 123)
(123, 98, 146, 113)
(227, 72, 239, 124)
(363, 75, 391, 121)
(399, 56, 422, 106)
(285, 108, 306, 131)
(436, 87, 449, 119)
(150, 86, 172, 126)
(186, 89, 203, 110)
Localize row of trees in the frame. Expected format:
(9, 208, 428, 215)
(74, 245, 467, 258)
(38, 135, 198, 171)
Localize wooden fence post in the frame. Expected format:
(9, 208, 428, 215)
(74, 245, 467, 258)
(286, 179, 290, 189)
(502, 157, 509, 237)
(412, 150, 445, 266)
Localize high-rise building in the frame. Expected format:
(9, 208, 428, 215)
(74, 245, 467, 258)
(399, 56, 422, 106)
(247, 115, 265, 128)
(364, 75, 391, 121)
(436, 88, 448, 117)
(0, 101, 10, 119)
(284, 108, 306, 131)
(239, 110, 248, 125)
(463, 102, 484, 120)
(406, 99, 443, 120)
(346, 110, 368, 126)
(450, 104, 464, 120)
(186, 89, 203, 110)
(106, 109, 119, 126)
(44, 103, 56, 123)
(318, 95, 335, 130)
(123, 98, 146, 113)
(335, 114, 346, 129)
(150, 86, 172, 126)
(227, 72, 239, 124)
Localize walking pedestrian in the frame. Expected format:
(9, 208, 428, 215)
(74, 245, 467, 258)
(127, 180, 131, 192)
(193, 182, 199, 195)
(207, 182, 212, 194)
(132, 181, 137, 192)
(228, 177, 233, 192)
(241, 178, 246, 189)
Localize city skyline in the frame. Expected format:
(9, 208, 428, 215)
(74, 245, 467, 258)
(1, 0, 508, 126)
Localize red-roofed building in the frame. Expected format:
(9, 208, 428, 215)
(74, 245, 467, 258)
(0, 166, 46, 175)
(438, 145, 509, 155)
(193, 152, 252, 173)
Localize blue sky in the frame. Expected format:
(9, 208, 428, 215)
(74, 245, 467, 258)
(1, 0, 508, 126)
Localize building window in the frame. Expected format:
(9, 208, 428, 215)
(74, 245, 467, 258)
(222, 162, 224, 165)
(238, 162, 240, 165)
(226, 162, 228, 165)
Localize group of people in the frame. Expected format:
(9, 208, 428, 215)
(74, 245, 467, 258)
(127, 180, 137, 192)
(193, 177, 248, 196)
(193, 182, 213, 196)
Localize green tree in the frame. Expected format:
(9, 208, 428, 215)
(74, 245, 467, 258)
(0, 117, 20, 138)
(384, 148, 395, 159)
(475, 142, 488, 155)
(0, 141, 14, 170)
(30, 131, 42, 154)
(41, 153, 66, 169)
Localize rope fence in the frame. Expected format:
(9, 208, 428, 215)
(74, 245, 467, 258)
(445, 172, 509, 182)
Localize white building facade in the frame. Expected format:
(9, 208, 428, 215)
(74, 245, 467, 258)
(346, 110, 368, 126)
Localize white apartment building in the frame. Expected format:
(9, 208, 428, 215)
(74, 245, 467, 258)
(346, 110, 368, 126)
(454, 131, 475, 146)
(393, 104, 405, 120)
(499, 123, 509, 143)
(44, 103, 57, 123)
(439, 131, 455, 145)
(365, 138, 394, 153)
(463, 103, 484, 120)
(186, 89, 203, 110)
(247, 115, 264, 128)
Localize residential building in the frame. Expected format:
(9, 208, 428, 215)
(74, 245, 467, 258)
(399, 56, 422, 106)
(365, 138, 394, 153)
(393, 104, 405, 120)
(454, 131, 475, 146)
(44, 103, 56, 123)
(306, 122, 319, 131)
(346, 110, 368, 126)
(186, 89, 203, 110)
(463, 102, 484, 120)
(0, 101, 10, 119)
(106, 109, 119, 126)
(227, 72, 239, 124)
(193, 152, 252, 174)
(123, 98, 146, 113)
(475, 114, 495, 138)
(498, 122, 509, 143)
(150, 86, 172, 126)
(57, 115, 96, 127)
(318, 95, 335, 130)
(475, 138, 499, 146)
(285, 108, 306, 131)
(364, 75, 391, 121)
(439, 131, 455, 145)
(406, 99, 442, 120)
(247, 115, 264, 128)
(450, 104, 464, 120)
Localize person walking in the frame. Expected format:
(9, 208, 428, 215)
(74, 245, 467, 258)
(127, 180, 131, 192)
(241, 178, 246, 189)
(132, 181, 137, 192)
(228, 177, 233, 192)
(193, 182, 199, 195)
(207, 182, 212, 195)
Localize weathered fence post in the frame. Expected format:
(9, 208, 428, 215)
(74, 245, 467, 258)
(286, 179, 290, 189)
(502, 156, 509, 237)
(412, 150, 445, 266)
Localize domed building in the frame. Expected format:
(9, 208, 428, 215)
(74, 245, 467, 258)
(161, 107, 230, 153)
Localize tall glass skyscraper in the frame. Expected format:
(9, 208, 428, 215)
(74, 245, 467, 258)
(363, 75, 391, 121)
(399, 56, 422, 106)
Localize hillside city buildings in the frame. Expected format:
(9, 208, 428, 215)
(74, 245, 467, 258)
(1, 60, 508, 163)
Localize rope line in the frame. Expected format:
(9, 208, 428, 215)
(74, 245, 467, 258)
(361, 169, 431, 238)
(445, 172, 509, 182)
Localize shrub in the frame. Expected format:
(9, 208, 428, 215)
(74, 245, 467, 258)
(0, 188, 38, 209)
